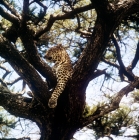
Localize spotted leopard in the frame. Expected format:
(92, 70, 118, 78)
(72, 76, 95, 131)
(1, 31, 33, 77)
(44, 44, 73, 108)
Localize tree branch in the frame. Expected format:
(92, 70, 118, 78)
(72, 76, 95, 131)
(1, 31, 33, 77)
(23, 0, 29, 15)
(112, 34, 134, 81)
(112, 34, 124, 67)
(2, 24, 19, 43)
(0, 6, 19, 24)
(31, 0, 47, 25)
(0, 0, 21, 19)
(1, 22, 55, 87)
(88, 69, 107, 82)
(0, 85, 30, 118)
(66, 0, 139, 115)
(20, 0, 56, 85)
(0, 65, 11, 79)
(19, 26, 56, 88)
(0, 84, 45, 127)
(0, 65, 11, 72)
(81, 77, 139, 127)
(91, 0, 113, 18)
(0, 35, 49, 106)
(7, 77, 22, 86)
(101, 58, 120, 69)
(22, 0, 29, 24)
(34, 4, 94, 39)
(130, 41, 139, 69)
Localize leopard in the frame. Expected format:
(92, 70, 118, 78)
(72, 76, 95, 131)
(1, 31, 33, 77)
(44, 44, 73, 108)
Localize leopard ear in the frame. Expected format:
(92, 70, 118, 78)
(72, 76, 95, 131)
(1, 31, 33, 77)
(58, 44, 63, 48)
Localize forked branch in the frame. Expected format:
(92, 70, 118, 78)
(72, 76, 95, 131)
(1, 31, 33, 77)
(81, 76, 139, 127)
(34, 4, 94, 39)
(112, 34, 134, 81)
(0, 35, 49, 105)
(0, 6, 19, 24)
(0, 0, 20, 19)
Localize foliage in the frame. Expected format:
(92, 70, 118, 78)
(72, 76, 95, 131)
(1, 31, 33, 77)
(0, 107, 16, 138)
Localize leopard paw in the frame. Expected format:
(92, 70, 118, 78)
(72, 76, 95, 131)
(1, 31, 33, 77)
(48, 98, 57, 108)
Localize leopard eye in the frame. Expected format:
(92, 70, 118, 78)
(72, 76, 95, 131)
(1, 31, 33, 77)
(47, 57, 52, 60)
(44, 55, 52, 60)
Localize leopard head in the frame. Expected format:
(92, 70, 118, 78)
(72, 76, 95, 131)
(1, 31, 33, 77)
(44, 44, 68, 63)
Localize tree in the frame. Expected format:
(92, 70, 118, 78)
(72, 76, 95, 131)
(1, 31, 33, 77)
(0, 0, 139, 139)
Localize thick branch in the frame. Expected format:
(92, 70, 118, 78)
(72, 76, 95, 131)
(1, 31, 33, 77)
(0, 85, 46, 127)
(0, 6, 19, 24)
(22, 0, 29, 24)
(34, 4, 94, 39)
(23, 0, 29, 15)
(20, 0, 56, 84)
(66, 0, 139, 115)
(19, 26, 56, 87)
(118, 0, 139, 17)
(0, 0, 21, 19)
(81, 76, 139, 127)
(1, 23, 55, 86)
(0, 35, 49, 106)
(2, 24, 19, 43)
(0, 85, 31, 119)
(91, 0, 112, 15)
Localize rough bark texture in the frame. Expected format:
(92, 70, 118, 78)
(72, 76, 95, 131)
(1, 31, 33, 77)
(0, 0, 139, 140)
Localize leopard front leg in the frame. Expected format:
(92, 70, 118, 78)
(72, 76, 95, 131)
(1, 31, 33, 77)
(48, 81, 67, 108)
